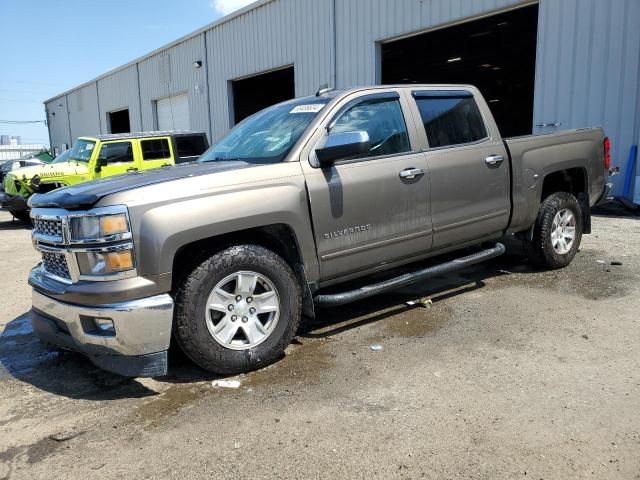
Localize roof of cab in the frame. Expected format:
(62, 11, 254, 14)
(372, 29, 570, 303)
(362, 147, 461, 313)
(80, 130, 206, 142)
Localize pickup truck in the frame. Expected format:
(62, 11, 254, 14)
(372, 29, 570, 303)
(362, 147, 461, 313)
(1, 131, 208, 222)
(27, 85, 611, 377)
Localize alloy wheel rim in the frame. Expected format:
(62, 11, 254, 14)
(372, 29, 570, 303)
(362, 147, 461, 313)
(205, 271, 280, 350)
(551, 208, 576, 255)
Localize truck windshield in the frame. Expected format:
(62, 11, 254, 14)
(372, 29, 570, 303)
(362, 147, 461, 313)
(68, 140, 96, 163)
(199, 98, 331, 164)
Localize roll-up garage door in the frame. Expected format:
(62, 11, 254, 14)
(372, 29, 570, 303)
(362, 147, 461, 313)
(157, 93, 190, 131)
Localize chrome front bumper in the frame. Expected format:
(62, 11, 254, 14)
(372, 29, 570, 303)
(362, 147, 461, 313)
(31, 289, 174, 377)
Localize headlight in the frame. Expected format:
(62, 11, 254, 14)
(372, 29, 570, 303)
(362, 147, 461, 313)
(70, 210, 130, 241)
(76, 249, 135, 276)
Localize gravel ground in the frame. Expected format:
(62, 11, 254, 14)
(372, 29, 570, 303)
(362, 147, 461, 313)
(1, 209, 639, 479)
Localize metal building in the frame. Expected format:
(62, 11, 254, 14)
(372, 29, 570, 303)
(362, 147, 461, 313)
(45, 0, 640, 195)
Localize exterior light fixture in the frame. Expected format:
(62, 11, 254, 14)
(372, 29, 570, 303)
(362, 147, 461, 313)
(447, 57, 462, 63)
(193, 60, 202, 68)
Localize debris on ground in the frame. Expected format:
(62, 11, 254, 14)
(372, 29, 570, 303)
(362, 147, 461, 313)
(582, 334, 589, 340)
(406, 297, 433, 308)
(48, 431, 85, 442)
(611, 261, 623, 266)
(212, 379, 241, 389)
(369, 344, 384, 351)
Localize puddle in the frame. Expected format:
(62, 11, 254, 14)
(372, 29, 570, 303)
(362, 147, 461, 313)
(487, 249, 633, 300)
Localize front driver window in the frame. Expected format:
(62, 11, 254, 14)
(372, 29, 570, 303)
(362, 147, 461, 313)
(330, 96, 411, 160)
(98, 141, 134, 164)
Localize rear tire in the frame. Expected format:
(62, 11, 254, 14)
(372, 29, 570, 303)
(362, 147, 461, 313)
(173, 244, 301, 375)
(526, 192, 582, 269)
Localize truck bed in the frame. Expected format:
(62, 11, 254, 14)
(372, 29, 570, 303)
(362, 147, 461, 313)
(504, 127, 607, 234)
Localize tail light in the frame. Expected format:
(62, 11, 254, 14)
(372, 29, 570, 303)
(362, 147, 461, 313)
(604, 137, 611, 170)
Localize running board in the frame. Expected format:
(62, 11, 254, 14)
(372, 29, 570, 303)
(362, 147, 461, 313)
(314, 243, 506, 307)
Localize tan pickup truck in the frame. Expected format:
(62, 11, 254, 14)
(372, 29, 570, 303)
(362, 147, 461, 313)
(27, 85, 611, 377)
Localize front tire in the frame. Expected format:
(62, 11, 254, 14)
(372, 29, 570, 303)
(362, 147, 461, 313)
(526, 192, 583, 269)
(173, 245, 301, 375)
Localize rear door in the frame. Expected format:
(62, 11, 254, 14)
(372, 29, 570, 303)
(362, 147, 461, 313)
(410, 89, 510, 249)
(94, 140, 139, 178)
(139, 136, 174, 170)
(301, 90, 432, 281)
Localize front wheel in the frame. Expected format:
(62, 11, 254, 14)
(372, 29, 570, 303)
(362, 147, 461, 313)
(526, 192, 583, 269)
(173, 244, 301, 375)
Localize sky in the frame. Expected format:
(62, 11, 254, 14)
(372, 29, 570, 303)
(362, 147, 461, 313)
(0, 0, 254, 146)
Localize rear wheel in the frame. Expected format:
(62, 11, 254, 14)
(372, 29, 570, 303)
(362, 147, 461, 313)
(526, 192, 582, 269)
(173, 244, 301, 375)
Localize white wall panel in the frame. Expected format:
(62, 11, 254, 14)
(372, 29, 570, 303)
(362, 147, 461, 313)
(66, 82, 100, 140)
(96, 65, 142, 134)
(45, 96, 71, 152)
(534, 0, 640, 194)
(138, 34, 209, 138)
(205, 0, 333, 140)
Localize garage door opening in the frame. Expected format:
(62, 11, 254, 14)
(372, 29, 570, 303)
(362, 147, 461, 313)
(231, 66, 295, 125)
(381, 4, 538, 138)
(107, 108, 131, 134)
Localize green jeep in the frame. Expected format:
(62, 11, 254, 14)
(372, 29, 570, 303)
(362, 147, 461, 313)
(1, 131, 208, 221)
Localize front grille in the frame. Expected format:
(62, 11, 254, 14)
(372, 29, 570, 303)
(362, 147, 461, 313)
(41, 252, 71, 280)
(33, 218, 63, 239)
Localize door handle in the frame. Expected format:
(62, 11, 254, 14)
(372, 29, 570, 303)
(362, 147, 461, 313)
(126, 167, 139, 172)
(484, 155, 505, 166)
(399, 168, 425, 179)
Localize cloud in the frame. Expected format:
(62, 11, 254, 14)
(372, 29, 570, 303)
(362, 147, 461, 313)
(210, 0, 255, 16)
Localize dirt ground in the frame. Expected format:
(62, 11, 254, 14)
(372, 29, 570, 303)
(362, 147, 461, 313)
(1, 209, 639, 479)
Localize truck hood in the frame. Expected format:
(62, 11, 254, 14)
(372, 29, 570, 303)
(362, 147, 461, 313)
(29, 161, 252, 209)
(11, 161, 89, 182)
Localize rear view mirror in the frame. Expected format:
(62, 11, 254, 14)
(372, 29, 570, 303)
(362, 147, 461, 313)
(315, 131, 370, 167)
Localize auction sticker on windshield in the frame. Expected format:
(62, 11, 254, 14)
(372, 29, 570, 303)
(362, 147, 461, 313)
(290, 104, 325, 114)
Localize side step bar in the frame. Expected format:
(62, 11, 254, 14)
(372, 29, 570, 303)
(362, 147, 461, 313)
(314, 243, 506, 307)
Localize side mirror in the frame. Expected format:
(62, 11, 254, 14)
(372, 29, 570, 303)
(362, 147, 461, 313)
(95, 157, 107, 172)
(315, 131, 370, 167)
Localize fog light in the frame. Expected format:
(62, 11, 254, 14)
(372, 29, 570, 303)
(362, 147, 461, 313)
(94, 318, 115, 335)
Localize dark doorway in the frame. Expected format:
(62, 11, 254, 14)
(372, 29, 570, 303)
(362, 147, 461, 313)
(381, 4, 538, 137)
(108, 109, 131, 134)
(231, 66, 295, 125)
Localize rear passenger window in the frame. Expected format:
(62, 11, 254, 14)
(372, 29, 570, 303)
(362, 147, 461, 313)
(141, 139, 171, 160)
(413, 92, 488, 148)
(330, 96, 411, 159)
(175, 135, 208, 161)
(98, 142, 134, 164)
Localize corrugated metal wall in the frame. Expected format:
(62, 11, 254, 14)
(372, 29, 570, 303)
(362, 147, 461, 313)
(45, 0, 640, 195)
(138, 34, 210, 135)
(205, 0, 333, 139)
(66, 83, 100, 141)
(534, 0, 640, 191)
(96, 65, 142, 134)
(45, 95, 71, 151)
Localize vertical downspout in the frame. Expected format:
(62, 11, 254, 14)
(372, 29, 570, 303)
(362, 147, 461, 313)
(65, 94, 72, 147)
(136, 63, 144, 131)
(203, 33, 213, 142)
(44, 106, 53, 152)
(331, 0, 337, 89)
(95, 81, 103, 134)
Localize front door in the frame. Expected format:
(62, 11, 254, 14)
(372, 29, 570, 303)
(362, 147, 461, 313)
(94, 140, 139, 178)
(410, 90, 510, 248)
(303, 91, 432, 281)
